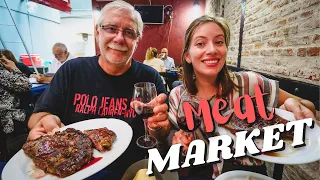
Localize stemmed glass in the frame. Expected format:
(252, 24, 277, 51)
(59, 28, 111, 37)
(132, 82, 158, 149)
(177, 95, 202, 142)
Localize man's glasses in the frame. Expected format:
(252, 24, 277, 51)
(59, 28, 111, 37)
(100, 24, 139, 40)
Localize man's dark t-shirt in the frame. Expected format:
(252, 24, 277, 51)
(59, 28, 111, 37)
(33, 56, 166, 176)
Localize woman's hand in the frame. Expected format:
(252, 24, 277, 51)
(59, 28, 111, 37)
(28, 115, 63, 140)
(279, 98, 316, 121)
(172, 130, 193, 154)
(1, 58, 18, 71)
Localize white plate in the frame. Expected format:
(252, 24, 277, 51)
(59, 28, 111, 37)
(28, 77, 37, 83)
(2, 118, 133, 180)
(216, 170, 274, 180)
(218, 108, 320, 164)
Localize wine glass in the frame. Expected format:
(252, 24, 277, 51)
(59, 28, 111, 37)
(177, 95, 202, 141)
(132, 82, 158, 149)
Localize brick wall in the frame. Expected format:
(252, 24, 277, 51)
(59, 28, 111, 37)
(205, 0, 320, 85)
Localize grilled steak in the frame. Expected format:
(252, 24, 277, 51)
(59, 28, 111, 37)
(221, 108, 293, 139)
(23, 128, 93, 178)
(84, 127, 117, 152)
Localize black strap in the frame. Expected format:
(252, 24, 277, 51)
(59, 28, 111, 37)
(237, 0, 246, 68)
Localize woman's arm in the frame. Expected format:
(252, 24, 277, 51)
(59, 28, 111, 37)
(278, 89, 316, 116)
(0, 59, 31, 92)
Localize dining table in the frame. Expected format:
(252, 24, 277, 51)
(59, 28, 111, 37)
(159, 70, 179, 91)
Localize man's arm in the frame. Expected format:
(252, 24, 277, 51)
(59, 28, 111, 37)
(28, 112, 51, 129)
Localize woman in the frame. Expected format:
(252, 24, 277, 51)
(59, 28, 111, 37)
(168, 15, 316, 179)
(143, 47, 166, 72)
(0, 52, 32, 159)
(0, 49, 33, 77)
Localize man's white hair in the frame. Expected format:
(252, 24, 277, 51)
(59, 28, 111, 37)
(96, 0, 143, 40)
(53, 42, 67, 52)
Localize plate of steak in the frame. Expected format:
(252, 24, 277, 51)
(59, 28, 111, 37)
(84, 127, 117, 152)
(217, 108, 320, 164)
(22, 128, 93, 178)
(2, 118, 132, 180)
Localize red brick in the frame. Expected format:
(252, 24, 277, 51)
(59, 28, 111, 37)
(308, 47, 320, 56)
(268, 40, 283, 47)
(254, 42, 264, 49)
(279, 19, 287, 26)
(313, 34, 320, 43)
(287, 49, 293, 56)
(301, 10, 314, 18)
(288, 16, 297, 23)
(282, 48, 293, 56)
(273, 0, 289, 8)
(297, 48, 307, 57)
(242, 50, 249, 56)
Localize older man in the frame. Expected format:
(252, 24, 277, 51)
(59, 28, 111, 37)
(160, 48, 175, 69)
(28, 0, 170, 177)
(35, 43, 75, 83)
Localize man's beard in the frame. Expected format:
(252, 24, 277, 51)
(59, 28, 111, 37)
(101, 42, 136, 65)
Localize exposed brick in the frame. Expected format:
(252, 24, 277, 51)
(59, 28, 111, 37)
(271, 67, 290, 76)
(286, 36, 309, 46)
(297, 48, 307, 57)
(278, 26, 298, 36)
(279, 19, 287, 26)
(254, 42, 264, 49)
(299, 19, 320, 32)
(287, 16, 297, 23)
(254, 26, 266, 34)
(250, 50, 260, 56)
(251, 20, 264, 28)
(242, 50, 250, 56)
(264, 13, 277, 23)
(300, 10, 314, 18)
(268, 40, 283, 47)
(307, 47, 320, 56)
(252, 6, 262, 14)
(313, 34, 320, 44)
(261, 49, 274, 56)
(243, 45, 253, 50)
(262, 31, 277, 40)
(251, 36, 261, 42)
(273, 0, 289, 9)
(275, 48, 294, 56)
(280, 2, 301, 16)
(221, 0, 319, 84)
(265, 0, 277, 5)
(244, 24, 252, 31)
(302, 0, 319, 8)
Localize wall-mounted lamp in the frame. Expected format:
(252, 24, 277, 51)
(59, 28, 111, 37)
(77, 33, 93, 41)
(193, 0, 200, 7)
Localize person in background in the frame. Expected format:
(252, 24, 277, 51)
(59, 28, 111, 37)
(35, 43, 75, 83)
(0, 52, 31, 159)
(168, 15, 316, 179)
(160, 48, 175, 70)
(143, 47, 166, 72)
(27, 0, 170, 178)
(172, 64, 183, 88)
(0, 49, 33, 77)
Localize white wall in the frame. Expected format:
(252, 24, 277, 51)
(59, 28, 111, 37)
(58, 17, 96, 58)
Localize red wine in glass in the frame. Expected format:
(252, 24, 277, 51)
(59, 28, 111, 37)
(177, 116, 202, 132)
(132, 82, 158, 149)
(135, 105, 154, 119)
